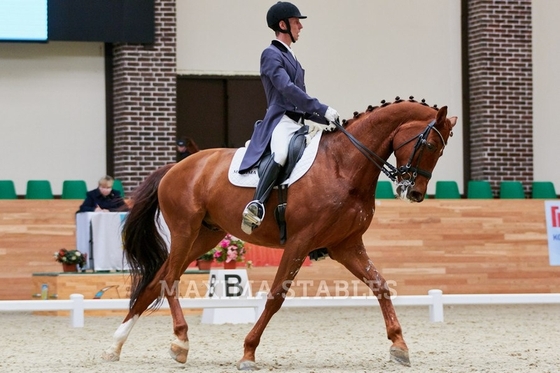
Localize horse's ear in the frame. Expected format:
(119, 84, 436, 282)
(448, 116, 458, 128)
(436, 106, 448, 124)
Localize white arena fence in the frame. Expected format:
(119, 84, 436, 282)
(1, 289, 560, 328)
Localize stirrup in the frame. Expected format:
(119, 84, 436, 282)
(241, 201, 265, 234)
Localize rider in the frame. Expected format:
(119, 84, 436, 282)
(240, 1, 340, 235)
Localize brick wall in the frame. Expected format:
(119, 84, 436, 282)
(109, 1, 536, 197)
(112, 0, 176, 193)
(468, 0, 533, 196)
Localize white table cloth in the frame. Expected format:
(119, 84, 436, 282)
(76, 212, 129, 271)
(76, 212, 170, 271)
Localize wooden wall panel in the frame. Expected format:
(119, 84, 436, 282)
(0, 200, 77, 300)
(245, 200, 560, 297)
(31, 272, 209, 316)
(1, 200, 559, 301)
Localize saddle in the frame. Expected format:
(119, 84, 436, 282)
(255, 126, 331, 262)
(257, 125, 307, 244)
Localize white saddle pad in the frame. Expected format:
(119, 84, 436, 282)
(228, 131, 323, 188)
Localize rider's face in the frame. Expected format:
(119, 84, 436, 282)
(280, 18, 303, 42)
(288, 18, 303, 41)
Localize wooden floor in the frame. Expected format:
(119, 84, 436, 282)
(1, 199, 559, 300)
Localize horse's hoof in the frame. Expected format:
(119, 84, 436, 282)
(169, 339, 189, 364)
(237, 359, 259, 370)
(390, 346, 411, 367)
(101, 350, 120, 362)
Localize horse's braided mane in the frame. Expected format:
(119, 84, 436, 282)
(341, 96, 439, 127)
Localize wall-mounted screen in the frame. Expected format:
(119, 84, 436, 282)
(48, 0, 154, 43)
(0, 0, 48, 41)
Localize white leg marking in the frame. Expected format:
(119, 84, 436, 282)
(170, 337, 190, 363)
(102, 315, 139, 361)
(172, 337, 189, 351)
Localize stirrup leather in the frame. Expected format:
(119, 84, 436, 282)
(241, 200, 265, 234)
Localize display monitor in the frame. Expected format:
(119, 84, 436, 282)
(0, 0, 48, 42)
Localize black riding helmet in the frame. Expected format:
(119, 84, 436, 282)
(266, 1, 307, 43)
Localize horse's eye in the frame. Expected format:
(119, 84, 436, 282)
(426, 142, 436, 152)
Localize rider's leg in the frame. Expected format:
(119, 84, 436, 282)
(241, 156, 282, 234)
(241, 116, 300, 234)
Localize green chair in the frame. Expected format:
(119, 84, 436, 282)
(61, 180, 88, 199)
(376, 181, 395, 199)
(435, 181, 461, 199)
(467, 180, 493, 199)
(0, 180, 17, 199)
(499, 181, 525, 199)
(531, 181, 557, 199)
(112, 179, 125, 198)
(25, 180, 53, 199)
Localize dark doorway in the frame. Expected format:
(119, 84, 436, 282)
(176, 76, 267, 153)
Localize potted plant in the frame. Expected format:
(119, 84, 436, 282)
(196, 250, 214, 270)
(54, 248, 86, 272)
(213, 233, 247, 269)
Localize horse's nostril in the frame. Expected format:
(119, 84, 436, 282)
(409, 190, 424, 202)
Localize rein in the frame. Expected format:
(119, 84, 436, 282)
(332, 119, 399, 181)
(332, 118, 443, 184)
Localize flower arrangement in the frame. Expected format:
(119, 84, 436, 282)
(213, 234, 246, 263)
(197, 250, 215, 262)
(54, 248, 86, 267)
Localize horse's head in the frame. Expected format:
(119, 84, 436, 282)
(392, 106, 457, 202)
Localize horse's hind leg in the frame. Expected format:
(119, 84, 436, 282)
(102, 312, 141, 361)
(102, 260, 172, 362)
(330, 241, 410, 367)
(163, 260, 190, 364)
(103, 228, 223, 364)
(164, 228, 226, 364)
(102, 228, 202, 362)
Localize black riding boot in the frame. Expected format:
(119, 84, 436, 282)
(241, 158, 282, 234)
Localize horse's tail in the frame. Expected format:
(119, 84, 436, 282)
(124, 163, 175, 311)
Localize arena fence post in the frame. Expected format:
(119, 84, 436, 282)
(70, 294, 85, 328)
(428, 289, 444, 322)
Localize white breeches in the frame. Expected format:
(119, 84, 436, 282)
(270, 115, 302, 166)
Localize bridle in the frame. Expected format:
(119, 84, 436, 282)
(333, 119, 447, 187)
(392, 120, 447, 185)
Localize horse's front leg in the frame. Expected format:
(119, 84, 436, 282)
(330, 241, 410, 367)
(237, 248, 307, 371)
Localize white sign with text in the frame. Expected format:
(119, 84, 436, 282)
(545, 201, 560, 266)
(201, 269, 255, 324)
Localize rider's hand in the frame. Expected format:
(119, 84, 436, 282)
(324, 107, 340, 130)
(306, 122, 332, 144)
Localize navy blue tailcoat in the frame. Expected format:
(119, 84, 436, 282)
(239, 40, 329, 173)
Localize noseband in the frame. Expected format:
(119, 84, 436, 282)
(333, 119, 446, 186)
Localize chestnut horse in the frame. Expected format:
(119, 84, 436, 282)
(102, 98, 457, 369)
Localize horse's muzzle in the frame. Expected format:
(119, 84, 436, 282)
(396, 184, 425, 202)
(407, 189, 425, 202)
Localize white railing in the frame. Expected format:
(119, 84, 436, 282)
(2, 290, 560, 328)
